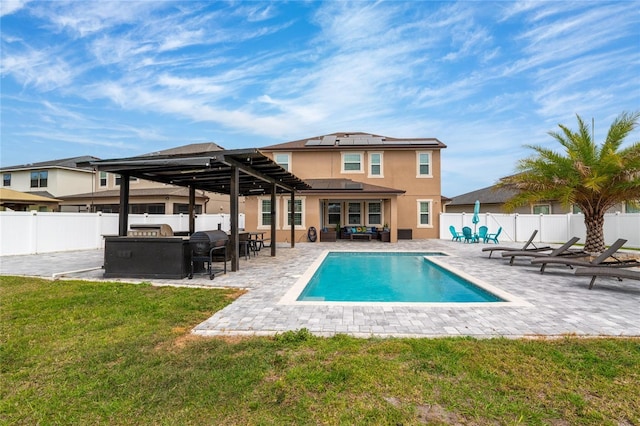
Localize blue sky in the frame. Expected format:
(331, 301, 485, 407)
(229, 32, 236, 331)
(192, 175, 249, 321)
(1, 1, 639, 197)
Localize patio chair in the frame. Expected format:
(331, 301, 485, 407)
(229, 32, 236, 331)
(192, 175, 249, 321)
(483, 227, 502, 244)
(531, 238, 639, 274)
(482, 230, 551, 258)
(502, 236, 586, 266)
(449, 225, 463, 242)
(574, 266, 640, 289)
(462, 226, 477, 243)
(477, 226, 488, 242)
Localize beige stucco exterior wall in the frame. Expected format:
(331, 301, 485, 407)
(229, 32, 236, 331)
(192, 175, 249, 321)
(245, 147, 443, 242)
(2, 168, 94, 197)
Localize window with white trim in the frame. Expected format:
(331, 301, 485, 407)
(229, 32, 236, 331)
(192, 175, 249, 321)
(274, 153, 291, 171)
(285, 198, 305, 228)
(341, 152, 363, 173)
(327, 202, 341, 226)
(368, 152, 383, 177)
(259, 199, 273, 228)
(416, 152, 432, 177)
(417, 200, 432, 227)
(3, 173, 11, 187)
(99, 172, 107, 187)
(347, 202, 361, 225)
(367, 201, 382, 225)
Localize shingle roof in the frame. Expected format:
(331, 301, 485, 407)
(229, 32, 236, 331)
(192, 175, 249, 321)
(142, 143, 225, 156)
(0, 188, 61, 203)
(0, 155, 100, 171)
(263, 132, 446, 150)
(447, 184, 519, 205)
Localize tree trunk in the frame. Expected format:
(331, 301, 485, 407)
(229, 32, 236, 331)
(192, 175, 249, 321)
(583, 212, 605, 253)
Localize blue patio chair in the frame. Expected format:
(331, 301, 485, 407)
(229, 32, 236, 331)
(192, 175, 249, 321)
(484, 227, 502, 244)
(449, 225, 463, 242)
(462, 226, 477, 243)
(477, 226, 488, 242)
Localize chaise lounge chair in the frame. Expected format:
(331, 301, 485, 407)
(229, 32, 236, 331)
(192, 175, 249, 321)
(531, 238, 639, 274)
(574, 266, 640, 289)
(482, 230, 551, 258)
(502, 236, 586, 266)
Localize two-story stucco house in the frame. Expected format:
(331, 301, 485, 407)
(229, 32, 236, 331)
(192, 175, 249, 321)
(244, 132, 446, 243)
(0, 156, 98, 211)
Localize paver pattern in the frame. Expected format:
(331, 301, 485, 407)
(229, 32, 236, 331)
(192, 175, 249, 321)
(2, 240, 638, 338)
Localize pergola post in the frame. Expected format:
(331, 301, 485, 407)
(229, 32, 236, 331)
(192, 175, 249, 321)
(188, 185, 196, 234)
(270, 183, 277, 257)
(290, 191, 295, 248)
(230, 166, 240, 272)
(118, 173, 130, 236)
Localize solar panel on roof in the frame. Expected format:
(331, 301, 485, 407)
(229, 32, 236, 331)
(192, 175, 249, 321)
(320, 135, 336, 145)
(305, 139, 321, 145)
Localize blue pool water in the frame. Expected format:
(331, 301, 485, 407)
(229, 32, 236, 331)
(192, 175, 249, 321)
(297, 252, 503, 302)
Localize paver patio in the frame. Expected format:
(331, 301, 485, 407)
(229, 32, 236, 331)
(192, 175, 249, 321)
(1, 239, 638, 338)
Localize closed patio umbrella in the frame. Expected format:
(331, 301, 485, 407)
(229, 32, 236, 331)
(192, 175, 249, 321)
(472, 200, 480, 234)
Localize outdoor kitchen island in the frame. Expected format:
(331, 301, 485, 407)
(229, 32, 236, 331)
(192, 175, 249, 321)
(103, 235, 191, 279)
(103, 224, 230, 279)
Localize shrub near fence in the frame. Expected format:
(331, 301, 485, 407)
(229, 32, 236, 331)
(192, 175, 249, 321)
(0, 212, 245, 256)
(440, 212, 640, 249)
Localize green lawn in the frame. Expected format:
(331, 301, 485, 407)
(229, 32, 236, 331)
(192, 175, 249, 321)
(1, 276, 639, 425)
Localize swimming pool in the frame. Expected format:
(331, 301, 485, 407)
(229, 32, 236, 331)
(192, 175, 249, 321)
(281, 251, 526, 306)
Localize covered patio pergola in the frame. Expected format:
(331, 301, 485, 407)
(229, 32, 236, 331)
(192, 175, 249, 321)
(88, 148, 310, 272)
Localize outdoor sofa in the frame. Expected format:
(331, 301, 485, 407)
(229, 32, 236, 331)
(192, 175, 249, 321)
(341, 226, 378, 240)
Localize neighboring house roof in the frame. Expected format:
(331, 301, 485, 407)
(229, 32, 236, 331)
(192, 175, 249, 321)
(0, 155, 100, 172)
(447, 184, 518, 206)
(262, 132, 446, 151)
(0, 188, 61, 203)
(142, 142, 225, 156)
(302, 179, 405, 195)
(61, 187, 209, 200)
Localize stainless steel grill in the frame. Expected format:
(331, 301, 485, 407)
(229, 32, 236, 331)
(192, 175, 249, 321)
(127, 224, 173, 237)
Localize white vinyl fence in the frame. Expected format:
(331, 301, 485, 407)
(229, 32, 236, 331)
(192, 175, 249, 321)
(440, 212, 640, 249)
(0, 212, 245, 256)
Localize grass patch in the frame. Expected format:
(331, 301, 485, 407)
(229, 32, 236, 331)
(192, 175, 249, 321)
(2, 276, 639, 425)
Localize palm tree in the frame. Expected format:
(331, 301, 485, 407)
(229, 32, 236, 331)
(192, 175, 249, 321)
(499, 111, 640, 253)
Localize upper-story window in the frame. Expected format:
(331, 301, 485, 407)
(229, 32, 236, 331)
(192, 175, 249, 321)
(3, 173, 11, 187)
(342, 152, 363, 173)
(99, 172, 107, 187)
(416, 152, 432, 177)
(274, 153, 291, 171)
(30, 171, 48, 188)
(368, 152, 383, 177)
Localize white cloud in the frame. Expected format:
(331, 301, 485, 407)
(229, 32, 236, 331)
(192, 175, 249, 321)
(0, 0, 30, 17)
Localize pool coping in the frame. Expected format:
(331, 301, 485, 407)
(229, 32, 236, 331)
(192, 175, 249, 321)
(279, 249, 532, 307)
